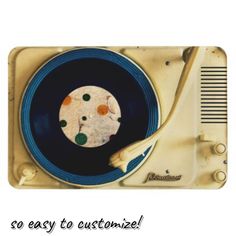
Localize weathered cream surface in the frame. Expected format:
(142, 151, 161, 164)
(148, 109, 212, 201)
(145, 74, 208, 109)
(8, 46, 227, 189)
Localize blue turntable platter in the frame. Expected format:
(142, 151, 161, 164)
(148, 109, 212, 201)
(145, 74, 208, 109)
(21, 48, 159, 186)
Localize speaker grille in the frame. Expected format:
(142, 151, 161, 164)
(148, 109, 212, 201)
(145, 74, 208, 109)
(200, 66, 227, 124)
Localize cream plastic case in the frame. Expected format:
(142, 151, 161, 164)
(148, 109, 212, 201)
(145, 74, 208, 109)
(8, 46, 227, 189)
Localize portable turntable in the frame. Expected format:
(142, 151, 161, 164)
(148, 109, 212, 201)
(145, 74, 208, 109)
(8, 46, 227, 188)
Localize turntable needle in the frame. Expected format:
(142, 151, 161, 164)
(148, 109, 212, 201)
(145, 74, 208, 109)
(109, 47, 206, 173)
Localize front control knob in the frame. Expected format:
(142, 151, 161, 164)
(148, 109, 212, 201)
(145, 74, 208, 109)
(213, 143, 227, 156)
(18, 163, 37, 186)
(213, 170, 227, 183)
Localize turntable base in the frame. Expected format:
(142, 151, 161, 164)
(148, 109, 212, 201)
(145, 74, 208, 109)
(8, 46, 227, 188)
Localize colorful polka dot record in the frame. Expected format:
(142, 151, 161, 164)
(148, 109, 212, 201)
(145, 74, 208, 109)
(59, 86, 121, 147)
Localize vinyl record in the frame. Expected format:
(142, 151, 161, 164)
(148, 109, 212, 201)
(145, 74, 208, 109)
(21, 48, 159, 186)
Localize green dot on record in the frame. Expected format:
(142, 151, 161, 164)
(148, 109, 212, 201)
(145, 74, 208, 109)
(75, 133, 88, 145)
(60, 120, 67, 127)
(83, 93, 91, 101)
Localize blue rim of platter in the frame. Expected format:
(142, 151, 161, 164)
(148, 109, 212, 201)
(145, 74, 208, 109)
(21, 48, 159, 186)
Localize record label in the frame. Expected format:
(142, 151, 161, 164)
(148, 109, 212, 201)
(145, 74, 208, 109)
(59, 86, 121, 148)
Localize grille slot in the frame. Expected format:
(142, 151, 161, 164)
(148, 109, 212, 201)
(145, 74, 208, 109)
(200, 66, 227, 124)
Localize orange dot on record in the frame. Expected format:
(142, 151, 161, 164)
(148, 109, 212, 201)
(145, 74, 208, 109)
(63, 96, 72, 105)
(97, 104, 109, 115)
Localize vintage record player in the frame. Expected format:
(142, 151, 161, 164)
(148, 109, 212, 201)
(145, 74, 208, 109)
(8, 46, 227, 189)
